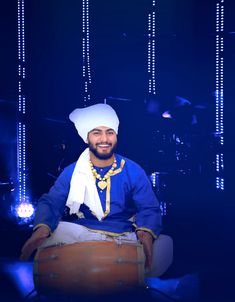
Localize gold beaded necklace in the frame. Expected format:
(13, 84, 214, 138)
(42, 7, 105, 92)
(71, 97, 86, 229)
(89, 158, 117, 190)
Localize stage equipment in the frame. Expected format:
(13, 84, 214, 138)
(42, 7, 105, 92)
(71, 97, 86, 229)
(0, 180, 14, 194)
(41, 117, 67, 124)
(33, 241, 145, 295)
(162, 96, 207, 125)
(157, 95, 211, 176)
(105, 96, 132, 102)
(150, 172, 168, 216)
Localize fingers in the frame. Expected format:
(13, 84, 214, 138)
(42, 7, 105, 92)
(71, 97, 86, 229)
(20, 238, 37, 261)
(137, 230, 153, 268)
(20, 248, 32, 261)
(142, 241, 153, 268)
(20, 231, 49, 261)
(20, 236, 45, 261)
(20, 226, 50, 261)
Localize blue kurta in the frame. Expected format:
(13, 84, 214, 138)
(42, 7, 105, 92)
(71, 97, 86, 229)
(34, 154, 162, 237)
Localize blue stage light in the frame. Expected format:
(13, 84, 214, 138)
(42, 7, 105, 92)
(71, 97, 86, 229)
(11, 197, 35, 224)
(15, 202, 34, 219)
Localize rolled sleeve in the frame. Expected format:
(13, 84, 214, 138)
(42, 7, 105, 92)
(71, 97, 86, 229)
(131, 170, 162, 237)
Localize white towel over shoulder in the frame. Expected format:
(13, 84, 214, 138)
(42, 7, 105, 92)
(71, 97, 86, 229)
(66, 148, 104, 221)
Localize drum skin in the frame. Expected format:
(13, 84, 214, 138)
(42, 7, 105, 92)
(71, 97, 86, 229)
(33, 241, 145, 295)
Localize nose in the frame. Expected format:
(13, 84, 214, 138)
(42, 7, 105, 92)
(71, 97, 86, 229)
(100, 132, 108, 142)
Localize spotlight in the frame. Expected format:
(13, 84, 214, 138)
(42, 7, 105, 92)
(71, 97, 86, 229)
(15, 202, 34, 219)
(12, 197, 35, 225)
(162, 111, 172, 119)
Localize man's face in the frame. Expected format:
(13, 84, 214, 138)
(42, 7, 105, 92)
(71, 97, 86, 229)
(87, 126, 117, 160)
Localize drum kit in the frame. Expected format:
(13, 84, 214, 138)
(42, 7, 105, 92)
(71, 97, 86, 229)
(150, 95, 206, 174)
(147, 95, 212, 221)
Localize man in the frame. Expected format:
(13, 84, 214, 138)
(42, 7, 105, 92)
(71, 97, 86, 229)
(20, 103, 172, 276)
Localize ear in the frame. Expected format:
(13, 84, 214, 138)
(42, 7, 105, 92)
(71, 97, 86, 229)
(86, 133, 90, 143)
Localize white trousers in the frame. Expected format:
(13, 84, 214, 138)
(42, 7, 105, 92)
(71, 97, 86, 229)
(39, 221, 173, 277)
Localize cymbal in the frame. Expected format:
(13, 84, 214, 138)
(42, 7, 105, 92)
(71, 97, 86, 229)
(174, 96, 208, 110)
(105, 96, 132, 102)
(42, 117, 67, 124)
(175, 96, 191, 107)
(211, 131, 223, 137)
(0, 99, 16, 105)
(162, 95, 207, 119)
(193, 104, 207, 109)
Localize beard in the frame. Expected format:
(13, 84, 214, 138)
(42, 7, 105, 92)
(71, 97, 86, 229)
(88, 141, 117, 160)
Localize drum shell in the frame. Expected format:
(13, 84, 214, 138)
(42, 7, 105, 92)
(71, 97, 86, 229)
(33, 241, 145, 295)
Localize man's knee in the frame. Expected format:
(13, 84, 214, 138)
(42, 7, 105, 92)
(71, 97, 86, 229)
(147, 234, 173, 277)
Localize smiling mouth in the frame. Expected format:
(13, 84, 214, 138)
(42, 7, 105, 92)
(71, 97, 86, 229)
(97, 144, 111, 147)
(96, 144, 112, 152)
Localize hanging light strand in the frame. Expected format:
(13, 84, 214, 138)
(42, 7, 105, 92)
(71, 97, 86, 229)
(147, 1, 157, 95)
(82, 0, 92, 105)
(17, 0, 28, 202)
(215, 0, 224, 190)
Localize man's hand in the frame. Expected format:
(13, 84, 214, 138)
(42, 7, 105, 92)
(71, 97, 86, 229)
(20, 226, 50, 261)
(136, 230, 154, 269)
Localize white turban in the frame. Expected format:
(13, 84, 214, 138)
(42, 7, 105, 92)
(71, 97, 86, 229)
(69, 103, 119, 143)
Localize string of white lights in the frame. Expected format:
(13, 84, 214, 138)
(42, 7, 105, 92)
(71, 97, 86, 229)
(17, 0, 27, 202)
(148, 2, 167, 215)
(215, 0, 224, 190)
(82, 0, 91, 105)
(147, 0, 157, 95)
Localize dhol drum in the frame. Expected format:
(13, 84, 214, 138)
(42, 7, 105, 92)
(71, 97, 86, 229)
(33, 240, 145, 295)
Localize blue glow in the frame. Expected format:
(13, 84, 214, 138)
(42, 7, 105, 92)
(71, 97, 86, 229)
(145, 274, 199, 301)
(1, 260, 35, 298)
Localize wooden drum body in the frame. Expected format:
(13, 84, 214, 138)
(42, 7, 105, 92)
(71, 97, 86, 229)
(33, 241, 145, 295)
